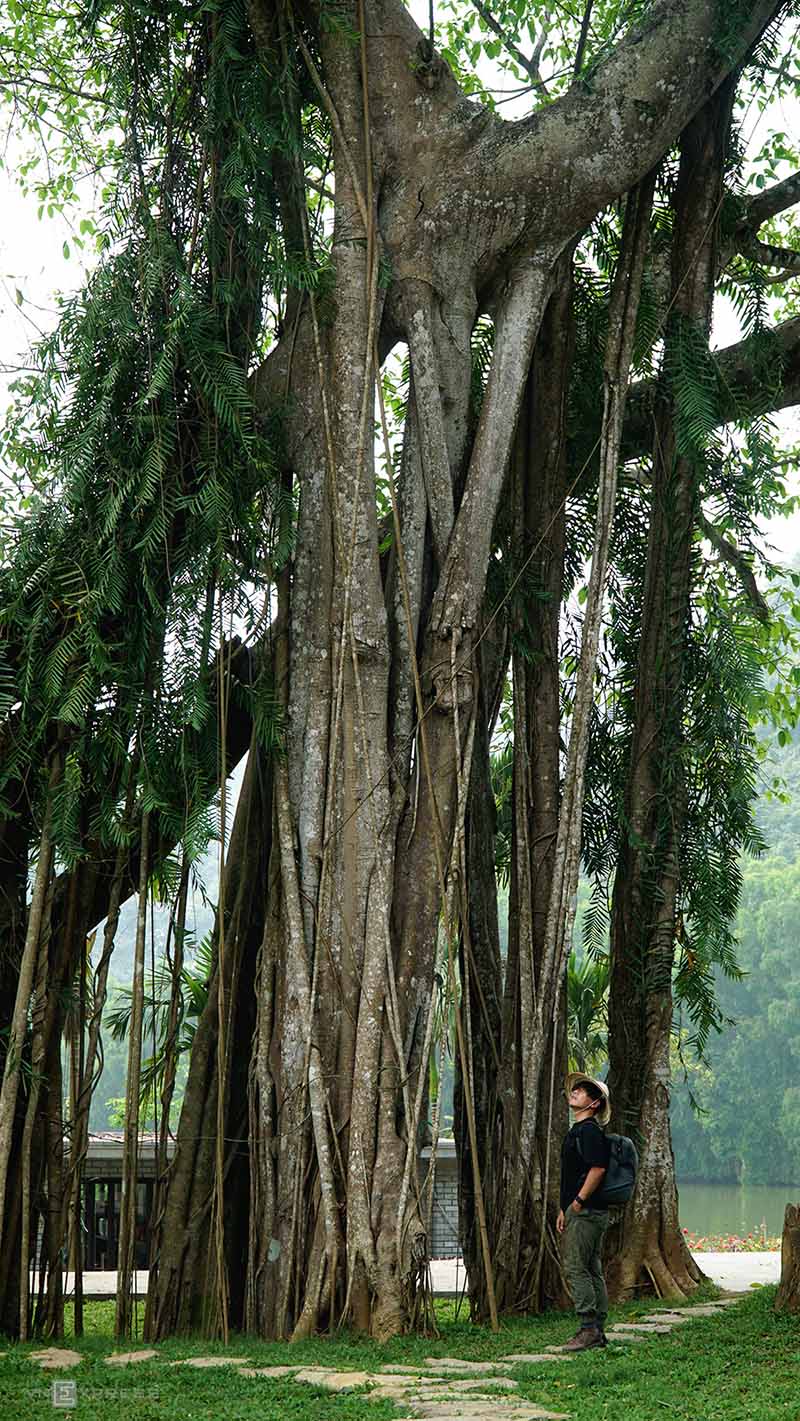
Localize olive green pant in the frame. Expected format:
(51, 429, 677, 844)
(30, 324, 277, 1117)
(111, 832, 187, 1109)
(563, 1207, 610, 1326)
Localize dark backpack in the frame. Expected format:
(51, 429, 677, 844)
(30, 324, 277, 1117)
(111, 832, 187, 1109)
(597, 1133, 638, 1205)
(576, 1128, 638, 1206)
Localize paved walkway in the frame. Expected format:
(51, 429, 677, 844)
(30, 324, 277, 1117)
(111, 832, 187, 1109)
(53, 1252, 779, 1300)
(17, 1295, 749, 1421)
(428, 1251, 779, 1295)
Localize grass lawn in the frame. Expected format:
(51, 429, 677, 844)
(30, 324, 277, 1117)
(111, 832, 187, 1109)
(1, 1285, 797, 1420)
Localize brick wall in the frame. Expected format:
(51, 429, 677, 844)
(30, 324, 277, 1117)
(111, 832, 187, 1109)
(421, 1141, 461, 1259)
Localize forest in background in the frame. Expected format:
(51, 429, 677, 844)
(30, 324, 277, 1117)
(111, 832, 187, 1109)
(670, 728, 800, 1184)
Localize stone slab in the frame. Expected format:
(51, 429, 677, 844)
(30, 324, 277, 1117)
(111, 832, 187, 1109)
(411, 1379, 519, 1396)
(409, 1405, 568, 1420)
(669, 1305, 732, 1317)
(609, 1322, 673, 1334)
(500, 1354, 574, 1364)
(424, 1358, 512, 1372)
(292, 1368, 372, 1390)
(30, 1348, 83, 1370)
(237, 1365, 302, 1378)
(173, 1355, 250, 1368)
(376, 1372, 441, 1385)
(106, 1349, 159, 1365)
(382, 1365, 437, 1375)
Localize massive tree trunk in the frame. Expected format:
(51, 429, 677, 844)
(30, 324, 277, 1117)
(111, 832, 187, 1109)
(775, 1203, 800, 1313)
(606, 83, 735, 1301)
(460, 274, 575, 1319)
(177, 0, 778, 1339)
(0, 0, 785, 1345)
(0, 789, 31, 1336)
(145, 740, 272, 1338)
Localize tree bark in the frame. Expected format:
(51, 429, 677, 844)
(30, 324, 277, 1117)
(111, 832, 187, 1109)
(775, 1204, 800, 1313)
(0, 768, 58, 1261)
(460, 272, 575, 1320)
(145, 740, 272, 1338)
(115, 811, 151, 1339)
(606, 83, 735, 1301)
(237, 0, 779, 1335)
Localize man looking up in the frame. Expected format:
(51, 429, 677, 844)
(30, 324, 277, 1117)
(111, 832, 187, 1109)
(557, 1073, 612, 1351)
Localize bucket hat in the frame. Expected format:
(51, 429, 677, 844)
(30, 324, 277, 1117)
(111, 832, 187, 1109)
(564, 1071, 611, 1126)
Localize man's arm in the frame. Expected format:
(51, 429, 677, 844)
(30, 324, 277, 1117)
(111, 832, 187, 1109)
(572, 1165, 607, 1212)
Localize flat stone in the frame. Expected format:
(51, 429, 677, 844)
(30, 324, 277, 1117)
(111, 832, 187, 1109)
(382, 1365, 436, 1375)
(371, 1380, 442, 1397)
(411, 1383, 519, 1401)
(424, 1358, 512, 1373)
(608, 1323, 673, 1334)
(106, 1349, 159, 1365)
(376, 1380, 449, 1393)
(174, 1355, 250, 1368)
(639, 1312, 691, 1323)
(293, 1368, 371, 1390)
(237, 1365, 301, 1378)
(431, 1379, 519, 1392)
(409, 1405, 567, 1420)
(669, 1305, 730, 1317)
(499, 1354, 574, 1364)
(30, 1348, 83, 1370)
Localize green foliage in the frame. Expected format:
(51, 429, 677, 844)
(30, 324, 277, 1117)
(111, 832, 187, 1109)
(105, 933, 212, 1107)
(0, 0, 307, 873)
(567, 950, 609, 1074)
(671, 732, 800, 1184)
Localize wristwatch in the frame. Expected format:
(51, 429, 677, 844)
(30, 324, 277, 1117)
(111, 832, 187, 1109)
(575, 1196, 586, 1206)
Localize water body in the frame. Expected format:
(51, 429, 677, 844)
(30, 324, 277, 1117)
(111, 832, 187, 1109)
(677, 1180, 793, 1239)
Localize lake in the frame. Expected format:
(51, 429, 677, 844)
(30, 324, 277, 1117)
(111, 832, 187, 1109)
(677, 1180, 794, 1239)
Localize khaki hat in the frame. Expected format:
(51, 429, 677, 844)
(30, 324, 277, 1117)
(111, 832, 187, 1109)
(565, 1072, 611, 1126)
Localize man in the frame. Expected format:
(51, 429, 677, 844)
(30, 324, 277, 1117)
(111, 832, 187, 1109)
(557, 1072, 612, 1351)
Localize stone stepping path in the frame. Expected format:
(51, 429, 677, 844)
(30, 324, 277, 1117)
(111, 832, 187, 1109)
(172, 1354, 250, 1368)
(546, 1294, 745, 1351)
(15, 1294, 747, 1420)
(230, 1356, 571, 1417)
(501, 1353, 575, 1365)
(424, 1358, 514, 1372)
(107, 1349, 159, 1365)
(29, 1348, 83, 1370)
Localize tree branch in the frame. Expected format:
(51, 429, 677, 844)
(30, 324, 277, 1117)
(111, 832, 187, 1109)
(698, 514, 770, 622)
(736, 235, 800, 275)
(470, 0, 782, 240)
(623, 315, 800, 459)
(745, 170, 800, 229)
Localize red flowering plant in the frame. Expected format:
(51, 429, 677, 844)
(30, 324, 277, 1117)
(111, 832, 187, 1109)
(682, 1227, 781, 1252)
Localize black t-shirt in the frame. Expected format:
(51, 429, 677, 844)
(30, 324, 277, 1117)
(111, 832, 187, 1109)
(560, 1118, 611, 1211)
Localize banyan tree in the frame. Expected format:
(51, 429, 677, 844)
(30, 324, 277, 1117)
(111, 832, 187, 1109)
(1, 0, 799, 1343)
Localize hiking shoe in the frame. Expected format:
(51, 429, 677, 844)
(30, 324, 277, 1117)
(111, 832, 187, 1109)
(561, 1324, 606, 1352)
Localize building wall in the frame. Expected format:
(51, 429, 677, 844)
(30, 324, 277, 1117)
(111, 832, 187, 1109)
(421, 1142, 460, 1259)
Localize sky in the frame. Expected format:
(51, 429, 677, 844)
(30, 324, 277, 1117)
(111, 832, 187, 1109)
(0, 11, 798, 561)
